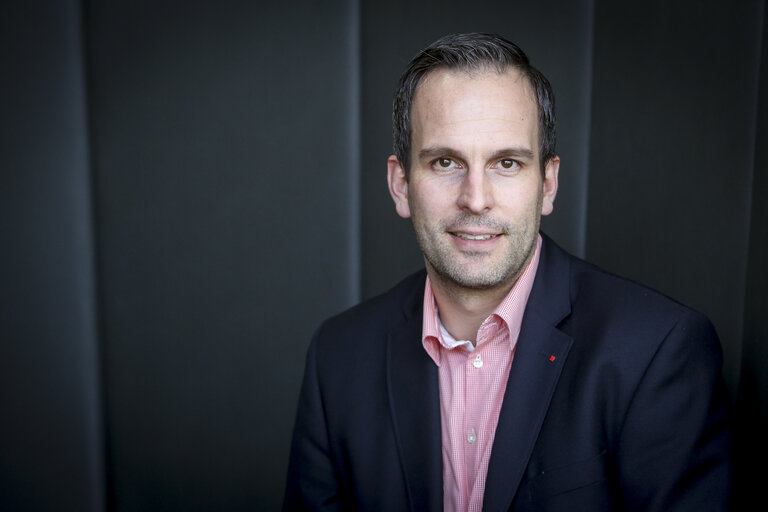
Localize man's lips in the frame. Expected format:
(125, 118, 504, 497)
(448, 231, 502, 241)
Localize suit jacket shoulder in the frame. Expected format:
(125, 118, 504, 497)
(284, 269, 438, 511)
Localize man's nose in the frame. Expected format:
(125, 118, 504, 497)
(457, 168, 494, 214)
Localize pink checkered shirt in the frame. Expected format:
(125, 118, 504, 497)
(421, 235, 542, 512)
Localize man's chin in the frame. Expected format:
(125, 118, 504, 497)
(452, 276, 510, 290)
(432, 266, 513, 291)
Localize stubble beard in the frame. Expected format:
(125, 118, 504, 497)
(413, 208, 541, 292)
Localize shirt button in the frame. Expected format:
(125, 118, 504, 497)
(467, 429, 477, 444)
(473, 354, 483, 368)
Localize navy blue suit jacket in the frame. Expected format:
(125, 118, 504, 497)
(284, 235, 731, 511)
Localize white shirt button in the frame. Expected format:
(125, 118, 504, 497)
(467, 429, 476, 444)
(472, 354, 483, 368)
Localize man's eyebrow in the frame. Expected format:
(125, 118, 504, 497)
(488, 147, 536, 161)
(417, 147, 466, 161)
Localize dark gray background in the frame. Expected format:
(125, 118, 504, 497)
(2, 0, 765, 510)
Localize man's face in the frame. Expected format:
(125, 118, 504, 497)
(388, 67, 559, 292)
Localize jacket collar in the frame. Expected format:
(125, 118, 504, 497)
(483, 234, 574, 511)
(386, 270, 443, 512)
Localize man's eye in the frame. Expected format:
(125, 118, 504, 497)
(499, 159, 518, 169)
(433, 158, 460, 171)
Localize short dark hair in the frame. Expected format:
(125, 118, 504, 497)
(392, 33, 556, 177)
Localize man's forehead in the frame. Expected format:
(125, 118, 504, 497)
(410, 69, 539, 135)
(410, 67, 539, 144)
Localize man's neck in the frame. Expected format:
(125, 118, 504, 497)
(428, 271, 516, 345)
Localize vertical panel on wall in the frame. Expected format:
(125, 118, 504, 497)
(735, 4, 767, 509)
(586, 0, 764, 393)
(86, 1, 358, 509)
(346, 0, 362, 304)
(0, 1, 104, 511)
(360, 0, 595, 298)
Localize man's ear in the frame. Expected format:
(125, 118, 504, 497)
(387, 155, 411, 219)
(541, 155, 560, 216)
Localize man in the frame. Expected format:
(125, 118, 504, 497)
(283, 33, 731, 511)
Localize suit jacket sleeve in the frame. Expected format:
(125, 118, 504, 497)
(613, 309, 731, 511)
(283, 328, 345, 511)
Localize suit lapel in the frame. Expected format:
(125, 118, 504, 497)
(386, 275, 443, 512)
(483, 235, 575, 512)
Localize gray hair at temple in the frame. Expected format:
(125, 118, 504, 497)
(392, 33, 557, 177)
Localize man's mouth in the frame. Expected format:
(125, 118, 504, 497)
(450, 232, 501, 241)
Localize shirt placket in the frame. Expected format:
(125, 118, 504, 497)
(464, 321, 492, 498)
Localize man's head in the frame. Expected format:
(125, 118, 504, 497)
(387, 34, 559, 293)
(393, 33, 556, 178)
